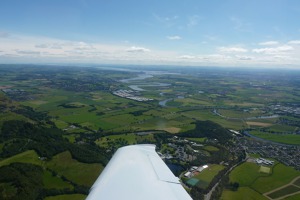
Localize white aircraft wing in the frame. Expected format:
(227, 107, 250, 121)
(86, 144, 192, 200)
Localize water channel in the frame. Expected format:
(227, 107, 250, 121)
(120, 72, 173, 106)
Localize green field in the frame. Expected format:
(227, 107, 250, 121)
(10, 66, 298, 142)
(181, 110, 246, 130)
(96, 133, 155, 147)
(221, 187, 268, 200)
(229, 162, 265, 187)
(225, 161, 300, 199)
(1, 65, 300, 200)
(0, 150, 103, 187)
(294, 177, 300, 187)
(251, 164, 300, 194)
(267, 185, 300, 199)
(0, 150, 42, 167)
(259, 166, 271, 174)
(203, 145, 219, 152)
(46, 151, 103, 187)
(186, 137, 206, 143)
(43, 170, 74, 190)
(44, 194, 86, 200)
(218, 109, 263, 119)
(193, 164, 224, 189)
(283, 193, 300, 200)
(249, 131, 300, 145)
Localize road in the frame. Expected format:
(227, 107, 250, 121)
(204, 155, 249, 200)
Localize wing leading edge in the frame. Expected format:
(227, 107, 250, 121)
(86, 144, 192, 200)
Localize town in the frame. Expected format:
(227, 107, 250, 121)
(112, 89, 153, 102)
(237, 136, 300, 170)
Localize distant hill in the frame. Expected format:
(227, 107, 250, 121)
(180, 120, 233, 143)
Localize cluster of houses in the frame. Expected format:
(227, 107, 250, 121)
(172, 136, 205, 160)
(238, 137, 300, 170)
(112, 89, 153, 102)
(1, 88, 31, 101)
(184, 165, 208, 178)
(158, 136, 206, 162)
(270, 104, 300, 116)
(255, 158, 274, 166)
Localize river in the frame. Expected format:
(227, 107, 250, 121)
(120, 72, 175, 106)
(159, 98, 173, 107)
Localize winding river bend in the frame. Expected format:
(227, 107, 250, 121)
(159, 98, 172, 107)
(120, 72, 172, 106)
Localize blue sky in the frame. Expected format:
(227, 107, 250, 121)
(1, 0, 300, 67)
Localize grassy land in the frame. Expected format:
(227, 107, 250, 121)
(249, 131, 300, 145)
(218, 109, 262, 119)
(43, 170, 73, 190)
(17, 77, 298, 138)
(0, 150, 42, 167)
(251, 163, 300, 194)
(44, 194, 86, 200)
(267, 185, 300, 199)
(294, 177, 300, 187)
(193, 164, 224, 189)
(283, 193, 300, 200)
(181, 110, 246, 130)
(2, 65, 300, 200)
(203, 146, 219, 152)
(46, 151, 103, 187)
(229, 162, 266, 187)
(268, 124, 298, 133)
(221, 187, 268, 200)
(226, 161, 300, 199)
(96, 133, 155, 147)
(186, 137, 206, 143)
(0, 150, 103, 187)
(259, 166, 271, 174)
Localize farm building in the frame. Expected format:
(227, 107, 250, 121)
(184, 171, 192, 178)
(197, 165, 208, 172)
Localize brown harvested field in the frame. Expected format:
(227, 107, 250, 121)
(163, 127, 181, 133)
(246, 121, 273, 127)
(0, 85, 12, 89)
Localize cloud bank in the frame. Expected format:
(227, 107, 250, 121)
(1, 33, 300, 68)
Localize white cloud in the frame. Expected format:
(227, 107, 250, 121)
(218, 46, 248, 53)
(167, 35, 181, 40)
(288, 40, 300, 45)
(73, 41, 95, 50)
(259, 41, 279, 46)
(179, 55, 196, 59)
(1, 32, 300, 68)
(235, 55, 253, 61)
(126, 46, 150, 53)
(203, 54, 232, 60)
(252, 45, 294, 54)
